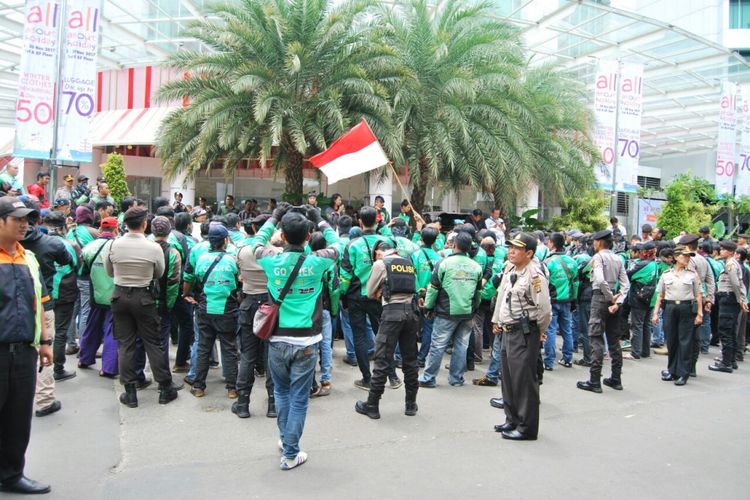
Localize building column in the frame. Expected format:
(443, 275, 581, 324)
(517, 182, 539, 213)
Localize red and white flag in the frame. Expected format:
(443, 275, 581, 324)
(309, 118, 389, 185)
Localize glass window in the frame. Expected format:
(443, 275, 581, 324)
(730, 0, 750, 29)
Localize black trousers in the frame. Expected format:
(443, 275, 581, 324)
(348, 298, 382, 382)
(0, 343, 37, 484)
(53, 301, 75, 372)
(173, 295, 195, 367)
(718, 295, 740, 366)
(500, 323, 540, 438)
(195, 312, 239, 391)
(237, 294, 273, 397)
(588, 294, 623, 380)
(111, 286, 173, 386)
(663, 303, 695, 378)
(369, 303, 419, 404)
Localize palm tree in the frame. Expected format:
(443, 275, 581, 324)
(156, 0, 399, 203)
(379, 0, 596, 213)
(378, 0, 528, 212)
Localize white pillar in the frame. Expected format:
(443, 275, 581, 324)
(366, 169, 393, 213)
(517, 182, 539, 213)
(170, 172, 196, 206)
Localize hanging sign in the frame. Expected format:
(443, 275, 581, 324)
(715, 81, 737, 196)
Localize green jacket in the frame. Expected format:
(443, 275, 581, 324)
(411, 246, 441, 291)
(424, 253, 482, 319)
(229, 229, 245, 245)
(340, 231, 395, 299)
(412, 232, 446, 252)
(168, 230, 196, 268)
(394, 236, 420, 257)
(82, 238, 115, 306)
(252, 219, 339, 336)
(67, 225, 96, 276)
(492, 246, 508, 274)
(52, 238, 79, 302)
(440, 246, 488, 275)
(187, 250, 240, 315)
(544, 253, 579, 303)
(535, 245, 550, 262)
(707, 257, 723, 287)
(480, 272, 503, 303)
(154, 241, 180, 311)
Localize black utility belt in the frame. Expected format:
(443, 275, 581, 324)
(115, 284, 150, 290)
(0, 342, 33, 352)
(663, 300, 694, 305)
(500, 320, 538, 333)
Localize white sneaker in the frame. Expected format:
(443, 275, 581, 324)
(280, 451, 308, 471)
(277, 439, 283, 453)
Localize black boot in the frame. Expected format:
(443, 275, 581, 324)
(119, 383, 138, 408)
(603, 377, 623, 390)
(158, 382, 180, 405)
(405, 400, 418, 416)
(232, 392, 251, 419)
(576, 378, 602, 393)
(355, 400, 380, 419)
(266, 396, 277, 418)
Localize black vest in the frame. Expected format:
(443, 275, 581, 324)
(383, 255, 416, 301)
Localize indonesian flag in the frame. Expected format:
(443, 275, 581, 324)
(309, 118, 389, 185)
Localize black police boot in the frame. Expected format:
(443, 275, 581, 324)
(603, 377, 623, 391)
(232, 392, 251, 419)
(266, 396, 277, 418)
(158, 382, 180, 405)
(404, 400, 418, 416)
(576, 378, 602, 394)
(119, 383, 138, 408)
(355, 400, 380, 419)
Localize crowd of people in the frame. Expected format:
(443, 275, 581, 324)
(1, 171, 749, 492)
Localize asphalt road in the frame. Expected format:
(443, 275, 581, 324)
(16, 341, 750, 500)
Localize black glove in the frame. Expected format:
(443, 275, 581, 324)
(305, 204, 322, 224)
(272, 202, 291, 221)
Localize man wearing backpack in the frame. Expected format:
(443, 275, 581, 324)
(626, 241, 658, 359)
(542, 233, 579, 369)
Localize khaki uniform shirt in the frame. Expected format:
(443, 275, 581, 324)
(236, 243, 270, 295)
(367, 257, 414, 306)
(656, 268, 701, 301)
(718, 258, 747, 304)
(492, 262, 552, 333)
(688, 253, 715, 303)
(591, 249, 630, 304)
(106, 232, 165, 287)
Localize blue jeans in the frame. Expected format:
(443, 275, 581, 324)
(419, 316, 472, 385)
(485, 334, 502, 383)
(340, 308, 374, 360)
(319, 310, 333, 383)
(268, 341, 318, 460)
(651, 309, 664, 345)
(187, 312, 200, 379)
(544, 302, 573, 366)
(698, 311, 711, 352)
(417, 315, 434, 363)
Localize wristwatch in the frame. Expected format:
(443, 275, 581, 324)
(39, 338, 52, 346)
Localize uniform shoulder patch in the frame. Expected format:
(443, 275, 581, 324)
(531, 274, 542, 293)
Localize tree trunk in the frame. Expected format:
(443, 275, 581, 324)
(284, 148, 304, 204)
(409, 155, 430, 213)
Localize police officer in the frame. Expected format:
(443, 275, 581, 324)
(679, 234, 715, 376)
(106, 207, 181, 408)
(652, 246, 703, 385)
(709, 240, 749, 373)
(355, 242, 420, 419)
(491, 232, 551, 441)
(577, 229, 630, 394)
(0, 197, 52, 494)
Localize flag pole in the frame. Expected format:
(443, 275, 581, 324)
(388, 162, 424, 226)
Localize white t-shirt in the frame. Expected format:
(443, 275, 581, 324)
(608, 224, 627, 237)
(270, 333, 322, 347)
(485, 217, 506, 244)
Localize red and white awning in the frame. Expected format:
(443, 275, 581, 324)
(89, 106, 178, 146)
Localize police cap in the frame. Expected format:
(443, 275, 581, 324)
(592, 229, 612, 241)
(506, 232, 537, 253)
(678, 234, 700, 245)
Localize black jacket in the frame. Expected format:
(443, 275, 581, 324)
(21, 227, 72, 310)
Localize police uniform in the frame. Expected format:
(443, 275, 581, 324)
(356, 251, 420, 418)
(710, 240, 748, 372)
(578, 229, 630, 392)
(106, 208, 178, 407)
(680, 234, 715, 374)
(655, 247, 702, 383)
(491, 233, 551, 440)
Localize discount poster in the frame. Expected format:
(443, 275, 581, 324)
(14, 0, 61, 160)
(55, 0, 101, 162)
(715, 81, 737, 196)
(736, 91, 750, 197)
(592, 59, 619, 191)
(614, 63, 643, 193)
